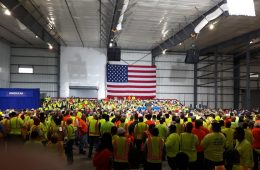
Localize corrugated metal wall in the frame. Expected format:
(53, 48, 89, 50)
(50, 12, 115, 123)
(0, 41, 10, 88)
(239, 54, 260, 108)
(10, 47, 59, 97)
(197, 56, 234, 109)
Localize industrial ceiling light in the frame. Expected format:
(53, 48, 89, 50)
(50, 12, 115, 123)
(4, 9, 11, 16)
(109, 42, 113, 48)
(209, 24, 215, 30)
(179, 43, 182, 46)
(48, 43, 53, 50)
(162, 49, 167, 55)
(227, 0, 256, 16)
(250, 40, 253, 44)
(35, 35, 38, 38)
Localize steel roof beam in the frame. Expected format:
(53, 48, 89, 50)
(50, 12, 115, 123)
(200, 28, 260, 55)
(0, 0, 60, 50)
(151, 1, 226, 58)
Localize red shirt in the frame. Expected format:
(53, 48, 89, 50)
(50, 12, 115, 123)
(192, 128, 206, 152)
(252, 127, 260, 148)
(93, 149, 112, 170)
(145, 120, 155, 126)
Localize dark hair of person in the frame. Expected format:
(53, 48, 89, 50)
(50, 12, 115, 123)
(96, 133, 113, 152)
(219, 120, 224, 127)
(111, 126, 117, 135)
(242, 122, 248, 129)
(169, 125, 176, 134)
(148, 124, 156, 134)
(138, 117, 143, 122)
(185, 122, 193, 133)
(212, 121, 221, 132)
(151, 128, 159, 136)
(226, 121, 231, 128)
(146, 114, 152, 120)
(66, 118, 73, 125)
(234, 127, 245, 142)
(195, 119, 203, 128)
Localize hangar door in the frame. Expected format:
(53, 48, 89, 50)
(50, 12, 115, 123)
(69, 86, 98, 98)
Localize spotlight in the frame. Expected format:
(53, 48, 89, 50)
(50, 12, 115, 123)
(179, 43, 182, 46)
(162, 49, 167, 55)
(35, 35, 38, 38)
(109, 42, 113, 48)
(4, 9, 11, 16)
(250, 40, 254, 44)
(48, 43, 53, 50)
(209, 24, 215, 30)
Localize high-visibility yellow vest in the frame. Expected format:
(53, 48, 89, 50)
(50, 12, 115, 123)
(113, 137, 130, 162)
(66, 124, 75, 140)
(147, 136, 164, 163)
(134, 122, 148, 139)
(89, 119, 100, 136)
(9, 117, 23, 135)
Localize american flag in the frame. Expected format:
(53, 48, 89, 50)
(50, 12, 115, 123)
(106, 64, 156, 99)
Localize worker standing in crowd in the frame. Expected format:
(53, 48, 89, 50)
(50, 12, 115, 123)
(179, 122, 198, 170)
(144, 127, 164, 170)
(113, 127, 131, 170)
(88, 114, 100, 158)
(8, 112, 24, 144)
(134, 116, 148, 151)
(100, 114, 114, 135)
(201, 121, 226, 170)
(64, 118, 75, 164)
(156, 118, 168, 141)
(165, 124, 180, 170)
(252, 120, 260, 170)
(221, 121, 235, 150)
(192, 119, 206, 169)
(234, 127, 254, 169)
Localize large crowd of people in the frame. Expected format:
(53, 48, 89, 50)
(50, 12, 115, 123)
(0, 97, 259, 170)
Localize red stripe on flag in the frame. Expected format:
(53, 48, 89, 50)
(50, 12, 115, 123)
(107, 95, 156, 99)
(128, 75, 156, 78)
(128, 80, 156, 83)
(107, 90, 156, 93)
(107, 85, 156, 88)
(128, 70, 156, 73)
(128, 65, 156, 68)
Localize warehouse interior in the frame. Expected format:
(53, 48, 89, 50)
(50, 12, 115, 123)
(0, 0, 259, 109)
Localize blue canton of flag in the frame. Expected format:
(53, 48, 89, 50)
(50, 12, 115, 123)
(107, 64, 128, 82)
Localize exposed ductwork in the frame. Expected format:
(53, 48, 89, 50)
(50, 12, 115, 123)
(194, 3, 228, 34)
(116, 0, 129, 31)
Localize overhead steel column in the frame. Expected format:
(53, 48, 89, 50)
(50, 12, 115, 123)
(214, 54, 218, 109)
(246, 51, 251, 109)
(152, 55, 156, 65)
(233, 57, 240, 109)
(194, 63, 198, 108)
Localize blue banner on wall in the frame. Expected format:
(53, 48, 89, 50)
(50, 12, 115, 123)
(0, 88, 40, 110)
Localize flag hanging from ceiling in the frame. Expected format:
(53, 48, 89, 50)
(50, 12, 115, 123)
(106, 64, 156, 99)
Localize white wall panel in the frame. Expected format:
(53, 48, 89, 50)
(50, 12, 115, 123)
(0, 41, 10, 88)
(60, 47, 107, 99)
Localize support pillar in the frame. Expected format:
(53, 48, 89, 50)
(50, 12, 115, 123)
(194, 63, 198, 108)
(233, 57, 240, 109)
(246, 51, 251, 109)
(214, 54, 218, 109)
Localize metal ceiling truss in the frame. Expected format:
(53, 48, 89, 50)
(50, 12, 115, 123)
(0, 24, 32, 45)
(151, 0, 226, 58)
(0, 0, 61, 50)
(200, 28, 260, 55)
